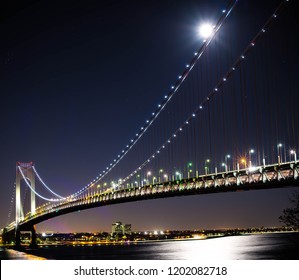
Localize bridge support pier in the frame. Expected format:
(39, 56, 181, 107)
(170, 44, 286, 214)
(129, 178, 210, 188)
(15, 226, 21, 248)
(2, 228, 9, 245)
(30, 225, 37, 248)
(13, 162, 38, 248)
(13, 225, 37, 248)
(2, 228, 15, 246)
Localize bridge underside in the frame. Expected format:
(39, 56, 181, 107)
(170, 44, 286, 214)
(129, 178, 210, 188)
(27, 178, 299, 226)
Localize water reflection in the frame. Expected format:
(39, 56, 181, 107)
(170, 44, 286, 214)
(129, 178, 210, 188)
(11, 232, 299, 260)
(154, 233, 299, 260)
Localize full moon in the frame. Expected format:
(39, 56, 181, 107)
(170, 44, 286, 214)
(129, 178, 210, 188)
(198, 23, 214, 38)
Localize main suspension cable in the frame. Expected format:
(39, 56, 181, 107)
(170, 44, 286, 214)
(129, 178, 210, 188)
(18, 166, 61, 202)
(70, 0, 240, 198)
(120, 0, 290, 185)
(32, 166, 65, 199)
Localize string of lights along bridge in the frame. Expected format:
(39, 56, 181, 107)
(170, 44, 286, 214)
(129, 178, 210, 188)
(2, 0, 298, 247)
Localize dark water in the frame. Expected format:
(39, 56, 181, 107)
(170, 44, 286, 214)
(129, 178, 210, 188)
(17, 232, 299, 260)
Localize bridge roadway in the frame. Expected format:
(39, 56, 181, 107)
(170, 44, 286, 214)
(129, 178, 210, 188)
(4, 162, 299, 236)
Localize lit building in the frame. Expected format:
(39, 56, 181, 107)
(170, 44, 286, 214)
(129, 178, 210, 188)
(111, 222, 131, 236)
(124, 224, 131, 234)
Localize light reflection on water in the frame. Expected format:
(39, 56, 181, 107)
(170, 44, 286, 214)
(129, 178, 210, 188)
(160, 233, 299, 260)
(25, 233, 299, 260)
(157, 235, 276, 260)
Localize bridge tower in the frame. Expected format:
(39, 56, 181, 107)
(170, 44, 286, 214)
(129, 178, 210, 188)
(15, 162, 36, 247)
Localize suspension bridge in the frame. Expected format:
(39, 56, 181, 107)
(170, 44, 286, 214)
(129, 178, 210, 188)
(1, 0, 298, 247)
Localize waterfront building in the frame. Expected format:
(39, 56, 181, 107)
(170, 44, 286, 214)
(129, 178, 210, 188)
(111, 222, 131, 236)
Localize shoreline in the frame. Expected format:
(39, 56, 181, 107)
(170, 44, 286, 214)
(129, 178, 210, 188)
(1, 231, 298, 260)
(0, 247, 46, 260)
(21, 229, 299, 247)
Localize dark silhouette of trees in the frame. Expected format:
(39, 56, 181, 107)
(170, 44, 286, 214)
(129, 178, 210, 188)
(279, 191, 299, 228)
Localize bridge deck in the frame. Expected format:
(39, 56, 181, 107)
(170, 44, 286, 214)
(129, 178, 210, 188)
(4, 162, 298, 234)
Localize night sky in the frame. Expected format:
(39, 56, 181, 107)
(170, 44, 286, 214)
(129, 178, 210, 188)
(1, 0, 298, 233)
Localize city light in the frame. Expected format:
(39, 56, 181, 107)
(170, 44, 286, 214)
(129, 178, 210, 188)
(290, 150, 297, 162)
(175, 172, 182, 180)
(222, 163, 228, 173)
(241, 158, 247, 168)
(277, 143, 283, 164)
(225, 155, 231, 171)
(249, 149, 255, 167)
